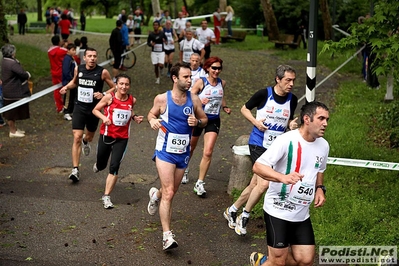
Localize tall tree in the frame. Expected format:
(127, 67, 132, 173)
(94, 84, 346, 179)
(37, 0, 42, 21)
(0, 0, 7, 46)
(319, 0, 332, 40)
(260, 0, 279, 40)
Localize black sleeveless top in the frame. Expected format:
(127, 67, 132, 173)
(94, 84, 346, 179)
(75, 64, 105, 110)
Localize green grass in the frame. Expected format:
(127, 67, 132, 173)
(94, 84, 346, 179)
(14, 43, 49, 83)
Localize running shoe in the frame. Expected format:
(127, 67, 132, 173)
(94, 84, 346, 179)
(223, 208, 237, 229)
(93, 163, 99, 173)
(64, 113, 72, 121)
(69, 168, 80, 183)
(250, 252, 267, 266)
(16, 129, 25, 134)
(194, 180, 206, 197)
(235, 213, 249, 236)
(102, 195, 114, 209)
(155, 78, 160, 84)
(181, 167, 189, 184)
(82, 134, 91, 156)
(163, 231, 178, 251)
(147, 187, 159, 216)
(9, 131, 25, 138)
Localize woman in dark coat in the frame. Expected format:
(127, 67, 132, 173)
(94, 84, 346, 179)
(1, 44, 31, 137)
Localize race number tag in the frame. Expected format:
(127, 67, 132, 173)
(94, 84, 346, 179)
(263, 131, 282, 148)
(154, 44, 163, 52)
(166, 133, 189, 154)
(112, 108, 131, 126)
(77, 87, 93, 103)
(288, 181, 314, 205)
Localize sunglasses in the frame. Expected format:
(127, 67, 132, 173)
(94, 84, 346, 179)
(210, 66, 222, 71)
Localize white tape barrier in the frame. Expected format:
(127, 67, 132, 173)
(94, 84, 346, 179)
(0, 42, 147, 114)
(232, 145, 399, 171)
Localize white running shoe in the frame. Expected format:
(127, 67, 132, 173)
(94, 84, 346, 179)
(9, 131, 25, 138)
(64, 113, 72, 121)
(147, 187, 159, 215)
(102, 195, 114, 209)
(163, 231, 178, 250)
(82, 134, 91, 156)
(155, 78, 160, 84)
(69, 168, 79, 183)
(194, 180, 206, 197)
(181, 168, 189, 184)
(235, 213, 249, 236)
(93, 163, 99, 173)
(223, 208, 237, 229)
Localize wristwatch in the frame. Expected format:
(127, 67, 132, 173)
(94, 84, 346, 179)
(316, 185, 326, 195)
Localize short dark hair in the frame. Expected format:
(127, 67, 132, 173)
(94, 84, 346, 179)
(300, 101, 329, 124)
(51, 35, 60, 45)
(74, 38, 81, 46)
(84, 47, 97, 56)
(170, 63, 191, 81)
(153, 21, 160, 26)
(67, 43, 76, 50)
(80, 36, 88, 45)
(116, 20, 122, 27)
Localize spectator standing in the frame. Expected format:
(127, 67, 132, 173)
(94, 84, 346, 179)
(52, 7, 60, 35)
(0, 80, 6, 127)
(17, 9, 28, 35)
(293, 10, 308, 49)
(48, 35, 67, 113)
(225, 6, 234, 37)
(195, 20, 216, 60)
(133, 10, 143, 44)
(109, 20, 124, 80)
(1, 44, 31, 138)
(62, 43, 77, 121)
(213, 8, 223, 45)
(117, 9, 126, 21)
(126, 14, 135, 45)
(80, 10, 86, 31)
(45, 7, 52, 35)
(58, 13, 72, 41)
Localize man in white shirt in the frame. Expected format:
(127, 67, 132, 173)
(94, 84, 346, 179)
(195, 20, 215, 60)
(249, 101, 330, 266)
(179, 28, 205, 64)
(173, 12, 186, 42)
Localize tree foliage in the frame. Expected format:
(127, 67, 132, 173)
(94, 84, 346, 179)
(321, 0, 399, 80)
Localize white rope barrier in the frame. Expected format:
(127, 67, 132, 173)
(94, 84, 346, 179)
(232, 145, 399, 171)
(0, 42, 147, 114)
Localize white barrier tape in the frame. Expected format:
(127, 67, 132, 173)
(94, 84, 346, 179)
(0, 42, 147, 114)
(232, 145, 399, 171)
(72, 29, 148, 38)
(327, 157, 399, 171)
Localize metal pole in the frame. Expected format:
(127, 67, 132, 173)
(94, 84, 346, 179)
(306, 0, 318, 103)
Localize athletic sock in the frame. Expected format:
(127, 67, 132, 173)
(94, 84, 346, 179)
(229, 205, 238, 213)
(242, 208, 250, 218)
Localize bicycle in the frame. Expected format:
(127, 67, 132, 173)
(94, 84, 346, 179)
(106, 47, 137, 69)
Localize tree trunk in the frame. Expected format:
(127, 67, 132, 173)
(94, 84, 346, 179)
(151, 0, 160, 17)
(319, 0, 332, 40)
(37, 0, 42, 21)
(219, 0, 227, 11)
(0, 0, 7, 46)
(260, 0, 279, 40)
